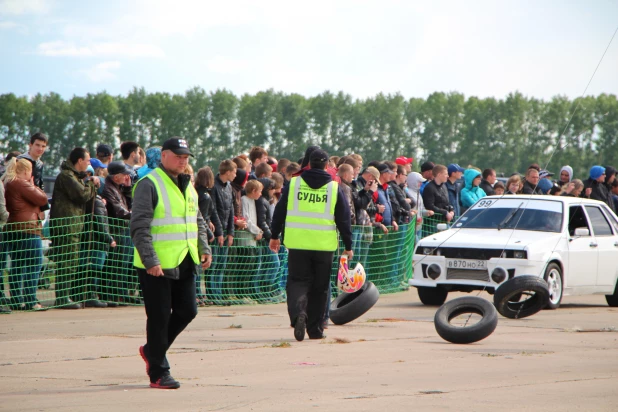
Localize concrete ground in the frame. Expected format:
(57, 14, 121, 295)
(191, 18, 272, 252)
(1, 290, 617, 412)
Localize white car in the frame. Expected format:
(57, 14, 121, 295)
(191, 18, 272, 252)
(410, 195, 618, 309)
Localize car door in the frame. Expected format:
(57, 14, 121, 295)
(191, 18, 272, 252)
(566, 205, 597, 287)
(585, 205, 618, 287)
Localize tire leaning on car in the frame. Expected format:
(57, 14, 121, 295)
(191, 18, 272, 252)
(493, 275, 550, 319)
(543, 263, 563, 309)
(330, 281, 380, 325)
(417, 286, 448, 306)
(434, 296, 498, 344)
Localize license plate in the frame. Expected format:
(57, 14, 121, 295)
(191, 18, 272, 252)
(446, 259, 487, 270)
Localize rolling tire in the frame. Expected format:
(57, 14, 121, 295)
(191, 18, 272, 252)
(605, 280, 618, 307)
(434, 296, 498, 344)
(543, 263, 563, 309)
(494, 275, 549, 319)
(417, 286, 448, 306)
(330, 281, 380, 325)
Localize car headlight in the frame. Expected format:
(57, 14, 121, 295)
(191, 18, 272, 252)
(513, 250, 526, 259)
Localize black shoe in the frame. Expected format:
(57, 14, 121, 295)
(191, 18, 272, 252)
(84, 300, 107, 308)
(309, 334, 326, 340)
(105, 301, 119, 308)
(150, 374, 180, 389)
(294, 314, 307, 342)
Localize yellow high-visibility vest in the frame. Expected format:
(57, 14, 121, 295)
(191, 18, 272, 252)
(284, 176, 338, 251)
(133, 168, 200, 269)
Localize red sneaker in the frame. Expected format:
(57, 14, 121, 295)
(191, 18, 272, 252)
(139, 345, 150, 375)
(150, 374, 180, 389)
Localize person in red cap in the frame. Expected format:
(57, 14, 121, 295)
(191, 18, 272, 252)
(395, 156, 413, 174)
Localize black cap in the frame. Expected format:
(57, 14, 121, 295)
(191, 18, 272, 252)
(420, 161, 435, 173)
(108, 161, 133, 176)
(162, 137, 194, 157)
(377, 163, 389, 174)
(309, 148, 328, 162)
(96, 144, 113, 157)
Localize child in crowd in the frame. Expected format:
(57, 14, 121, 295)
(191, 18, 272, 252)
(493, 181, 505, 196)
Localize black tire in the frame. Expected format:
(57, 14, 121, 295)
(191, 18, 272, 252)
(417, 286, 448, 306)
(605, 280, 618, 307)
(543, 263, 563, 309)
(434, 296, 498, 344)
(330, 281, 380, 325)
(494, 275, 549, 319)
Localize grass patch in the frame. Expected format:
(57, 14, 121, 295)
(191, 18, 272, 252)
(228, 324, 242, 329)
(271, 341, 291, 348)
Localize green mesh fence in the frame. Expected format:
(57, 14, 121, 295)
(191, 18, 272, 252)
(0, 215, 416, 312)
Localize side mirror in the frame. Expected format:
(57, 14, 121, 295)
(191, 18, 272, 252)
(574, 227, 590, 237)
(436, 223, 448, 232)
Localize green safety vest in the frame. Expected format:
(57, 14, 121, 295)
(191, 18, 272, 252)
(284, 176, 339, 251)
(133, 168, 200, 269)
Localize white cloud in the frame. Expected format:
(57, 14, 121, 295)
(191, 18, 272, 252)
(79, 61, 121, 82)
(0, 0, 50, 15)
(36, 41, 165, 58)
(205, 56, 249, 74)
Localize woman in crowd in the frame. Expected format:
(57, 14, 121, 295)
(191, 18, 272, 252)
(460, 168, 486, 210)
(194, 166, 216, 306)
(559, 179, 584, 197)
(3, 159, 49, 311)
(136, 146, 161, 179)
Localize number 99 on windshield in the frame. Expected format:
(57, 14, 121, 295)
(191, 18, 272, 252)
(475, 200, 494, 208)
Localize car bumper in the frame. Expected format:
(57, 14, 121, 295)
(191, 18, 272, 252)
(409, 255, 545, 290)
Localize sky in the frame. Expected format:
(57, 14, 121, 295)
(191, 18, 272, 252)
(0, 0, 617, 101)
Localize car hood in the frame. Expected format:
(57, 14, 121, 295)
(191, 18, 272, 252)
(417, 228, 562, 251)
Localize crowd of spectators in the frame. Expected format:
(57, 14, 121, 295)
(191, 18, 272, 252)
(1, 132, 618, 314)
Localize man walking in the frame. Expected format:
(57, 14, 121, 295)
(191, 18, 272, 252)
(269, 148, 353, 341)
(131, 137, 212, 389)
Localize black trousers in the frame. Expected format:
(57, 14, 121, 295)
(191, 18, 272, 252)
(138, 255, 198, 382)
(286, 249, 333, 338)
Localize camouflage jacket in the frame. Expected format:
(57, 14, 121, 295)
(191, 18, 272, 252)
(49, 160, 96, 235)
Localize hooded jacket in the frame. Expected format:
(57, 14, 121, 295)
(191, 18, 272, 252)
(460, 169, 486, 209)
(49, 160, 97, 237)
(196, 186, 215, 240)
(582, 177, 615, 212)
(445, 178, 462, 216)
(256, 177, 274, 240)
(270, 168, 352, 250)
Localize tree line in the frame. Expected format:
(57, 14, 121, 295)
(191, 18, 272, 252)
(1, 87, 617, 178)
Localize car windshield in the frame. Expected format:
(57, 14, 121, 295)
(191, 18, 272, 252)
(453, 198, 563, 232)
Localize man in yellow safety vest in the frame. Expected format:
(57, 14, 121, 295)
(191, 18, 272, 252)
(131, 137, 212, 389)
(270, 148, 353, 341)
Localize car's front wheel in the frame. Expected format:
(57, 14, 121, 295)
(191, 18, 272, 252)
(417, 286, 448, 306)
(544, 263, 563, 309)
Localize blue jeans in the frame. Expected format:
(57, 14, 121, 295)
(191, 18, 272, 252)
(257, 245, 280, 298)
(79, 249, 107, 296)
(206, 245, 228, 300)
(8, 233, 43, 307)
(0, 230, 10, 298)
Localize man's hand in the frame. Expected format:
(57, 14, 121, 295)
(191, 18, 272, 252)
(217, 235, 224, 246)
(565, 182, 575, 194)
(201, 254, 212, 270)
(342, 249, 354, 260)
(393, 221, 399, 231)
(208, 221, 215, 233)
(379, 223, 389, 234)
(269, 239, 281, 253)
(110, 240, 117, 248)
(147, 264, 164, 277)
(427, 210, 435, 217)
(235, 218, 247, 229)
(446, 211, 455, 222)
(585, 187, 592, 197)
(255, 232, 263, 241)
(226, 235, 234, 247)
(376, 204, 386, 213)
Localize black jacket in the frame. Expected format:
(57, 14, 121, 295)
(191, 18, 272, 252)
(389, 181, 412, 224)
(256, 196, 272, 240)
(422, 180, 452, 218)
(211, 174, 235, 237)
(271, 168, 353, 250)
(582, 178, 615, 211)
(522, 180, 543, 195)
(480, 179, 495, 196)
(351, 176, 376, 213)
(196, 186, 215, 240)
(82, 195, 114, 249)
